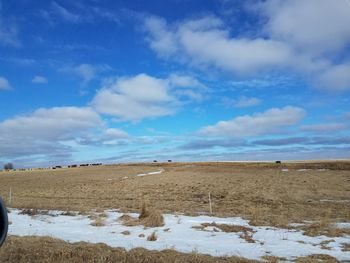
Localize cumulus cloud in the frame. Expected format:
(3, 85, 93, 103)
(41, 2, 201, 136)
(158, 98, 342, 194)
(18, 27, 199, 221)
(144, 16, 293, 74)
(31, 75, 48, 84)
(199, 106, 305, 137)
(0, 76, 11, 90)
(261, 0, 350, 55)
(92, 73, 206, 121)
(0, 106, 102, 158)
(143, 0, 350, 91)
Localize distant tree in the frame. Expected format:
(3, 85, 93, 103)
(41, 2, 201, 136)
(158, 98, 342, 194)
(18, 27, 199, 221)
(4, 163, 14, 170)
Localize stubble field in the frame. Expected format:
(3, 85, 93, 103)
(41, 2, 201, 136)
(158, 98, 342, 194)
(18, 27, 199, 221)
(0, 161, 349, 262)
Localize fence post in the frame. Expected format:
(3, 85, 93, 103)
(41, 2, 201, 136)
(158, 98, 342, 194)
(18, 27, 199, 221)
(209, 192, 212, 215)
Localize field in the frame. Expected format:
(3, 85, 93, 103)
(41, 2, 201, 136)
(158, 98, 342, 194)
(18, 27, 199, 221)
(0, 161, 349, 262)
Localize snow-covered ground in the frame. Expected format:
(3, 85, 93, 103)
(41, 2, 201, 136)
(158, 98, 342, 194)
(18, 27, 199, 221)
(8, 209, 350, 261)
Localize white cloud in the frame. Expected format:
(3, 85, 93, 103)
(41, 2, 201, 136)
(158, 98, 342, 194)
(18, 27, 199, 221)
(0, 106, 102, 158)
(223, 96, 261, 108)
(51, 1, 80, 23)
(0, 76, 11, 90)
(104, 128, 129, 139)
(315, 63, 350, 91)
(144, 16, 293, 75)
(261, 0, 350, 55)
(143, 0, 350, 91)
(92, 73, 205, 121)
(62, 63, 110, 84)
(199, 106, 305, 137)
(301, 123, 347, 133)
(31, 76, 48, 84)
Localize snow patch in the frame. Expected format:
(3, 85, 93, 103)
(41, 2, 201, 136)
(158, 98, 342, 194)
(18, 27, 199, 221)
(8, 209, 350, 261)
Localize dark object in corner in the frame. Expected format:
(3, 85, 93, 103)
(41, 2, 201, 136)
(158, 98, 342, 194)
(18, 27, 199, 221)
(0, 197, 8, 246)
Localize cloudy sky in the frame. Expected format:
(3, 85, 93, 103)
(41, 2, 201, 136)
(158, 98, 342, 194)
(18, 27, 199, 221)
(0, 0, 350, 168)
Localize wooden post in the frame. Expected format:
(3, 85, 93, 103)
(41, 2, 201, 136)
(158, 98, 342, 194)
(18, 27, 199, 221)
(9, 187, 12, 205)
(209, 192, 212, 215)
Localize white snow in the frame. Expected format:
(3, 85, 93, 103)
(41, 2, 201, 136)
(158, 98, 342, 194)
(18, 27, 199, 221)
(137, 169, 164, 177)
(8, 209, 350, 261)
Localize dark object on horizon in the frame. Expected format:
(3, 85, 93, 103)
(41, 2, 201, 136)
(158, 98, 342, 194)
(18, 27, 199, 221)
(68, 165, 77, 168)
(275, 161, 282, 164)
(3, 163, 14, 170)
(80, 164, 89, 167)
(91, 163, 102, 166)
(153, 160, 157, 163)
(55, 166, 62, 169)
(0, 197, 8, 247)
(168, 160, 172, 163)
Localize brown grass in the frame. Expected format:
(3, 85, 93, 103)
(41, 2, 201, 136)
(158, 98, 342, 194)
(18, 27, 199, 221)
(89, 214, 106, 227)
(193, 222, 256, 243)
(261, 256, 287, 263)
(120, 203, 164, 228)
(147, 231, 157, 241)
(296, 254, 339, 263)
(299, 220, 350, 237)
(0, 236, 259, 263)
(341, 243, 350, 252)
(1, 162, 349, 230)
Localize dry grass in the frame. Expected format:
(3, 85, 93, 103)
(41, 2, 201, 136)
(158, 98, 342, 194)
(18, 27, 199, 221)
(0, 236, 259, 263)
(1, 161, 349, 229)
(121, 230, 130, 235)
(261, 256, 287, 263)
(193, 223, 256, 243)
(295, 254, 339, 263)
(298, 220, 350, 237)
(120, 203, 164, 228)
(147, 231, 157, 241)
(341, 243, 350, 252)
(89, 214, 106, 227)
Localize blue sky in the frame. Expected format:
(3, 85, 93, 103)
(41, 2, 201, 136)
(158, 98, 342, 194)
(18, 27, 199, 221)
(0, 0, 350, 168)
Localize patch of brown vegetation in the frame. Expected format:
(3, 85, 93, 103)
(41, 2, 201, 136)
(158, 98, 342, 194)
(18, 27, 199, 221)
(319, 239, 335, 250)
(299, 220, 350, 237)
(296, 254, 339, 263)
(147, 231, 157, 241)
(341, 243, 350, 252)
(201, 223, 254, 233)
(261, 256, 287, 263)
(1, 162, 349, 230)
(89, 215, 105, 227)
(120, 203, 164, 228)
(194, 222, 256, 243)
(0, 236, 259, 263)
(19, 209, 48, 216)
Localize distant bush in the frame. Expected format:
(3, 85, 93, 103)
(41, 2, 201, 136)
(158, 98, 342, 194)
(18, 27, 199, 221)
(4, 163, 14, 170)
